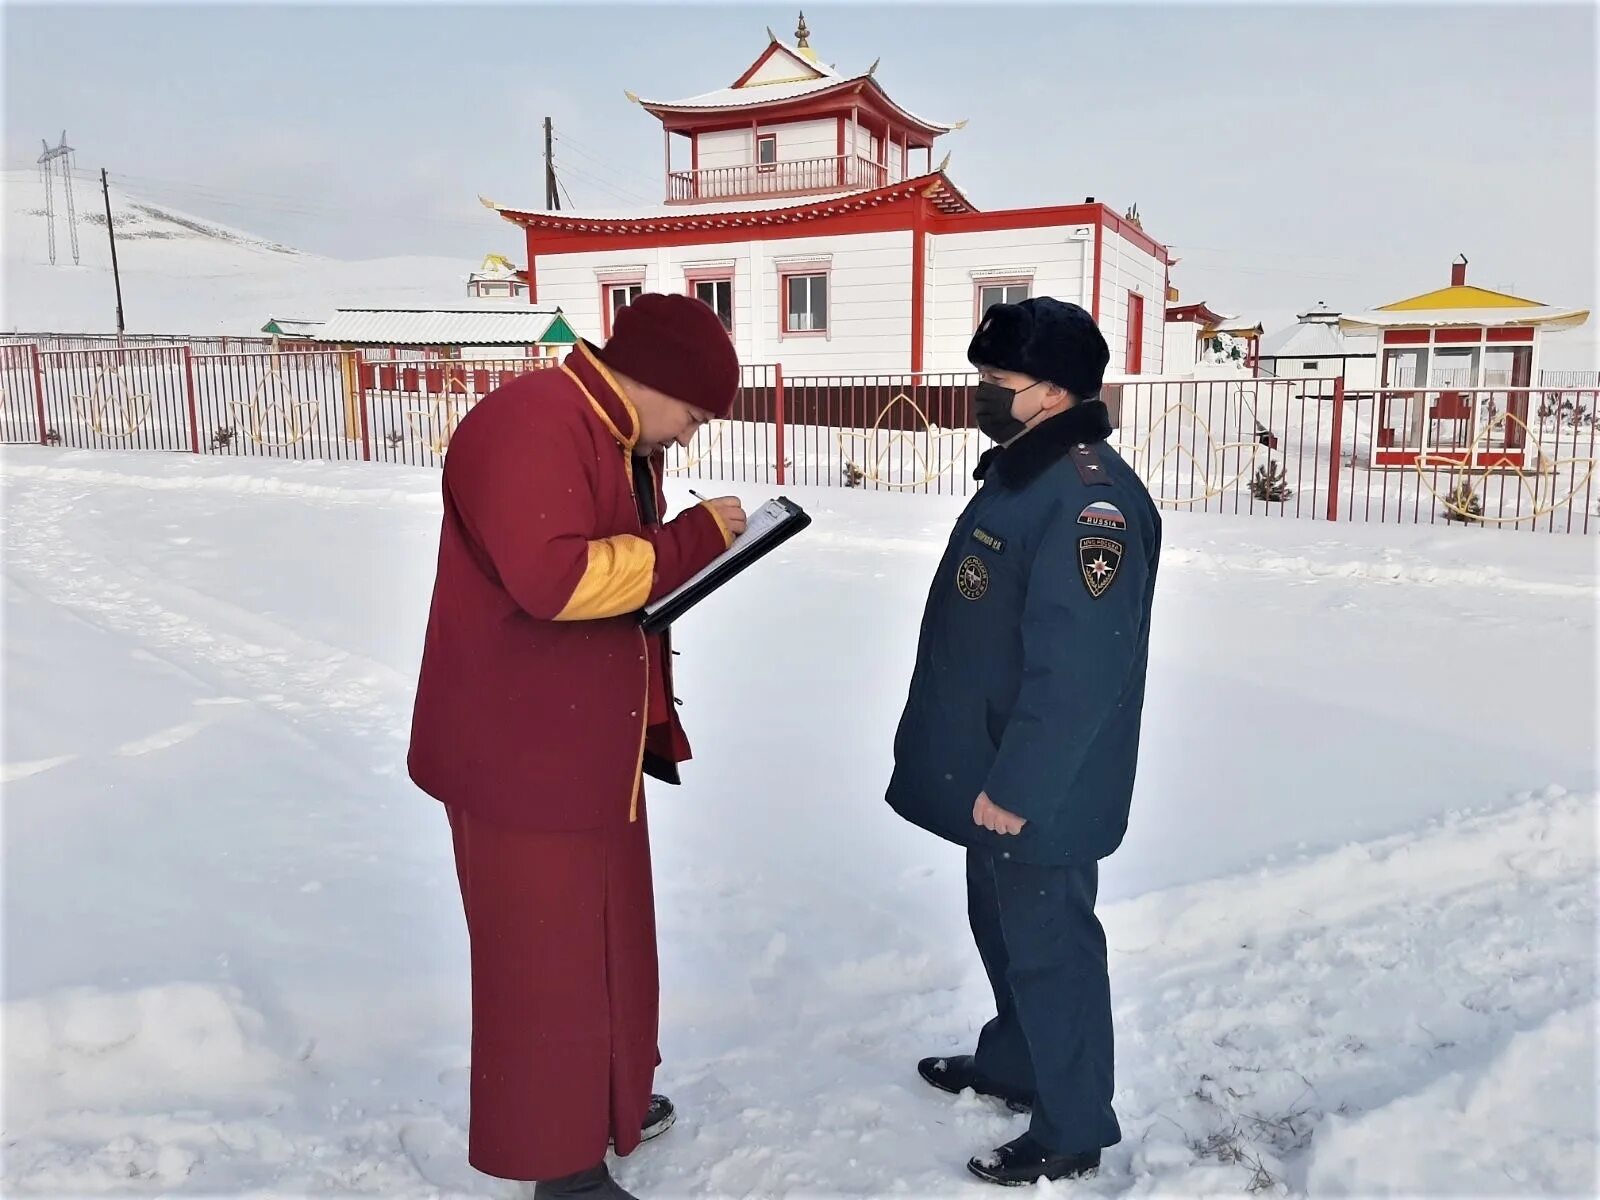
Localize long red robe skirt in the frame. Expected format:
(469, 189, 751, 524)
(446, 794, 660, 1182)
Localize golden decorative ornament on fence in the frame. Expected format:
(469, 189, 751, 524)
(71, 365, 153, 438)
(1115, 388, 1269, 507)
(1414, 409, 1597, 524)
(228, 364, 320, 447)
(405, 371, 476, 456)
(836, 392, 972, 489)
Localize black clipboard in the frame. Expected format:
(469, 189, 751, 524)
(639, 496, 812, 635)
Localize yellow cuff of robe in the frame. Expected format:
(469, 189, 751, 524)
(701, 501, 736, 550)
(555, 535, 657, 621)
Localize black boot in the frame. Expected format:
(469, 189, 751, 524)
(966, 1133, 1101, 1187)
(640, 1094, 676, 1143)
(531, 1163, 640, 1199)
(917, 1055, 1033, 1114)
(609, 1094, 676, 1148)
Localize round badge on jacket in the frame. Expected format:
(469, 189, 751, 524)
(956, 555, 989, 601)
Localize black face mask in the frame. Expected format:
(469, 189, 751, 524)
(973, 379, 1044, 444)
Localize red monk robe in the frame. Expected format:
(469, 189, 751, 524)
(408, 338, 734, 1182)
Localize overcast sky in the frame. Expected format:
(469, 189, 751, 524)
(5, 1, 1595, 360)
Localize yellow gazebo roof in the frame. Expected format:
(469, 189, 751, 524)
(1377, 283, 1545, 312)
(1341, 281, 1589, 332)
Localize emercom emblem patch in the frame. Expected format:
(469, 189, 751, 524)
(1078, 537, 1124, 599)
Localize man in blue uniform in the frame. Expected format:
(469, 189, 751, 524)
(885, 297, 1161, 1187)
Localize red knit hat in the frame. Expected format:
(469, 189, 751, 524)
(594, 292, 741, 418)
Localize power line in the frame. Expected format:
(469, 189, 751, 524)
(556, 161, 651, 209)
(552, 132, 661, 200)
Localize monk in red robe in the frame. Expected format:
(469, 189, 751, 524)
(408, 294, 747, 1199)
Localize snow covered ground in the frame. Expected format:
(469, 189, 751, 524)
(2, 170, 476, 336)
(2, 446, 1595, 1198)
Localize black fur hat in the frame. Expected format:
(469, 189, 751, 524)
(967, 297, 1111, 400)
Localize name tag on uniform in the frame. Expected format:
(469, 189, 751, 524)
(971, 527, 1006, 555)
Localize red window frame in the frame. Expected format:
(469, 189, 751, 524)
(756, 133, 778, 173)
(600, 279, 644, 339)
(686, 272, 735, 336)
(779, 267, 830, 338)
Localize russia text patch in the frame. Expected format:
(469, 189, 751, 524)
(1078, 501, 1126, 531)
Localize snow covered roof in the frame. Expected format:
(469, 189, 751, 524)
(1338, 306, 1591, 332)
(1215, 317, 1263, 337)
(1346, 277, 1590, 331)
(1296, 301, 1341, 323)
(630, 75, 959, 136)
(310, 307, 568, 346)
(637, 74, 849, 111)
(260, 317, 325, 337)
(1258, 321, 1372, 360)
(470, 253, 523, 280)
(489, 171, 977, 232)
(1166, 302, 1228, 328)
(491, 187, 872, 223)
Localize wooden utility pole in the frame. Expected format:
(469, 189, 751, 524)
(101, 168, 125, 335)
(543, 118, 561, 211)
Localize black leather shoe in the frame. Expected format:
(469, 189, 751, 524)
(917, 1055, 1033, 1114)
(640, 1094, 676, 1143)
(966, 1133, 1101, 1187)
(607, 1094, 676, 1150)
(532, 1163, 640, 1199)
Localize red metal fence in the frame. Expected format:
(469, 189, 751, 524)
(3, 342, 1595, 534)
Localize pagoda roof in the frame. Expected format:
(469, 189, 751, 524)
(626, 19, 960, 136)
(487, 170, 977, 234)
(1165, 301, 1228, 328)
(630, 73, 961, 137)
(1339, 281, 1589, 331)
(1339, 305, 1590, 332)
(1380, 282, 1552, 312)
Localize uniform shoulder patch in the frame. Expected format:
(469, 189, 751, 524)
(1071, 442, 1112, 487)
(1078, 500, 1126, 530)
(1078, 536, 1124, 599)
(956, 555, 990, 601)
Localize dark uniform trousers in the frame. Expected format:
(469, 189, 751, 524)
(966, 848, 1121, 1156)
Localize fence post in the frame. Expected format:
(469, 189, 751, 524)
(1325, 376, 1345, 522)
(30, 345, 49, 445)
(773, 362, 787, 486)
(182, 346, 201, 453)
(355, 352, 372, 461)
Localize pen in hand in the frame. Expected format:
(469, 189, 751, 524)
(688, 489, 749, 537)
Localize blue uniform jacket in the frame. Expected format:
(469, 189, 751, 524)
(885, 401, 1161, 866)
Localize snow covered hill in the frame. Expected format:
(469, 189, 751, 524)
(2, 445, 1594, 1197)
(1, 169, 477, 336)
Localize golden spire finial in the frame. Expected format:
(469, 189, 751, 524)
(795, 11, 811, 47)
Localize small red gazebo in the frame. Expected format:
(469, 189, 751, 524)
(1341, 257, 1589, 470)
